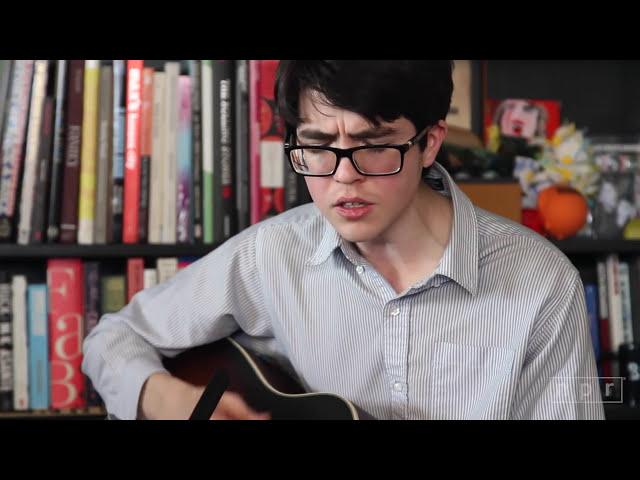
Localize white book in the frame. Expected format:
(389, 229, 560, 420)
(618, 262, 635, 344)
(11, 275, 28, 411)
(148, 71, 166, 244)
(143, 268, 158, 289)
(17, 60, 49, 245)
(606, 254, 624, 352)
(162, 62, 179, 244)
(156, 257, 178, 283)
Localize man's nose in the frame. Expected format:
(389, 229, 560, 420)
(332, 155, 363, 184)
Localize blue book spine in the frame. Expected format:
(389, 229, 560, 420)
(584, 284, 601, 363)
(28, 284, 49, 410)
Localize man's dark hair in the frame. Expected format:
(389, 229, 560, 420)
(275, 60, 454, 149)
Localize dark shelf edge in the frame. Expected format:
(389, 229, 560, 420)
(551, 239, 640, 255)
(0, 243, 220, 259)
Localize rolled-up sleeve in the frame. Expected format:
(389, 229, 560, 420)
(511, 271, 606, 420)
(82, 224, 271, 420)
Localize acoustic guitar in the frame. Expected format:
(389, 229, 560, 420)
(163, 337, 375, 420)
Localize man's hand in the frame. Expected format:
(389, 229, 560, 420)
(139, 372, 271, 420)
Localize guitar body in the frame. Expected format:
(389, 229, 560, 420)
(163, 337, 374, 420)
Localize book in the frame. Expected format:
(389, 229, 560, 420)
(59, 60, 85, 244)
(148, 71, 165, 244)
(0, 60, 34, 242)
(126, 257, 144, 302)
(109, 60, 126, 244)
(143, 268, 157, 289)
(234, 60, 250, 231)
(31, 65, 57, 244)
(123, 60, 143, 244)
(161, 62, 179, 244)
(258, 60, 285, 221)
(94, 63, 114, 245)
(189, 60, 203, 243)
(201, 60, 214, 243)
(584, 283, 600, 364)
(47, 259, 85, 409)
(11, 275, 27, 410)
(213, 60, 237, 241)
(138, 67, 154, 244)
(176, 75, 193, 244)
(0, 271, 13, 410)
(83, 261, 101, 407)
(77, 60, 101, 245)
(0, 60, 13, 139)
(156, 257, 178, 283)
(17, 59, 49, 245)
(101, 275, 126, 315)
(27, 284, 49, 410)
(46, 60, 67, 243)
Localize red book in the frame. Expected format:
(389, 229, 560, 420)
(47, 259, 85, 410)
(258, 60, 285, 221)
(123, 60, 144, 243)
(127, 257, 144, 302)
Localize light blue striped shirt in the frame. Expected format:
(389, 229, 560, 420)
(82, 162, 605, 420)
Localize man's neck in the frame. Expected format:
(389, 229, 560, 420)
(354, 184, 454, 294)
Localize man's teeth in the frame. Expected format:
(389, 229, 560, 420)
(343, 202, 366, 208)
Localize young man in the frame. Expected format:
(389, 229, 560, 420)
(82, 60, 605, 420)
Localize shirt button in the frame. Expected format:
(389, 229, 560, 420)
(356, 265, 365, 274)
(390, 307, 400, 316)
(393, 382, 403, 392)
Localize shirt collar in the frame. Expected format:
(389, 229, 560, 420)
(305, 162, 479, 296)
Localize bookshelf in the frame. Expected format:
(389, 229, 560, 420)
(2, 59, 639, 420)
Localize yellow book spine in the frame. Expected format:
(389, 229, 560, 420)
(77, 60, 100, 244)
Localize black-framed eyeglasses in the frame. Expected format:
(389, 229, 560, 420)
(284, 127, 429, 177)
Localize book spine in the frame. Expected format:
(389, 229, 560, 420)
(46, 60, 67, 243)
(596, 260, 612, 378)
(138, 67, 154, 244)
(47, 259, 85, 409)
(17, 60, 49, 245)
(31, 89, 56, 244)
(94, 64, 114, 245)
(176, 75, 192, 244)
(27, 284, 49, 410)
(77, 60, 101, 245)
(0, 272, 13, 410)
(101, 275, 126, 314)
(213, 60, 237, 241)
(248, 60, 261, 225)
(83, 261, 101, 407)
(11, 275, 28, 410)
(123, 60, 143, 244)
(126, 257, 144, 302)
(258, 60, 285, 221)
(162, 62, 179, 244)
(148, 71, 165, 244)
(235, 60, 250, 231)
(0, 60, 13, 140)
(0, 60, 34, 242)
(59, 60, 84, 244)
(201, 60, 214, 243)
(619, 262, 635, 344)
(110, 60, 126, 244)
(189, 60, 203, 243)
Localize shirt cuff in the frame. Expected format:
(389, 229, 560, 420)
(114, 356, 168, 420)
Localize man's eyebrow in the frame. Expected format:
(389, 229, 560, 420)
(296, 126, 398, 142)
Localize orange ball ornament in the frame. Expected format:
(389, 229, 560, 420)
(537, 185, 588, 240)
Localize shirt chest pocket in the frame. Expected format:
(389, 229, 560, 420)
(429, 342, 515, 420)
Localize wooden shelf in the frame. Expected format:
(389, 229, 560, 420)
(0, 243, 219, 259)
(0, 408, 106, 420)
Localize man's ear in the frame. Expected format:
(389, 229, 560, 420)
(421, 120, 448, 169)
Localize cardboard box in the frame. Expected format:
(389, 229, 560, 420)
(456, 180, 522, 223)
